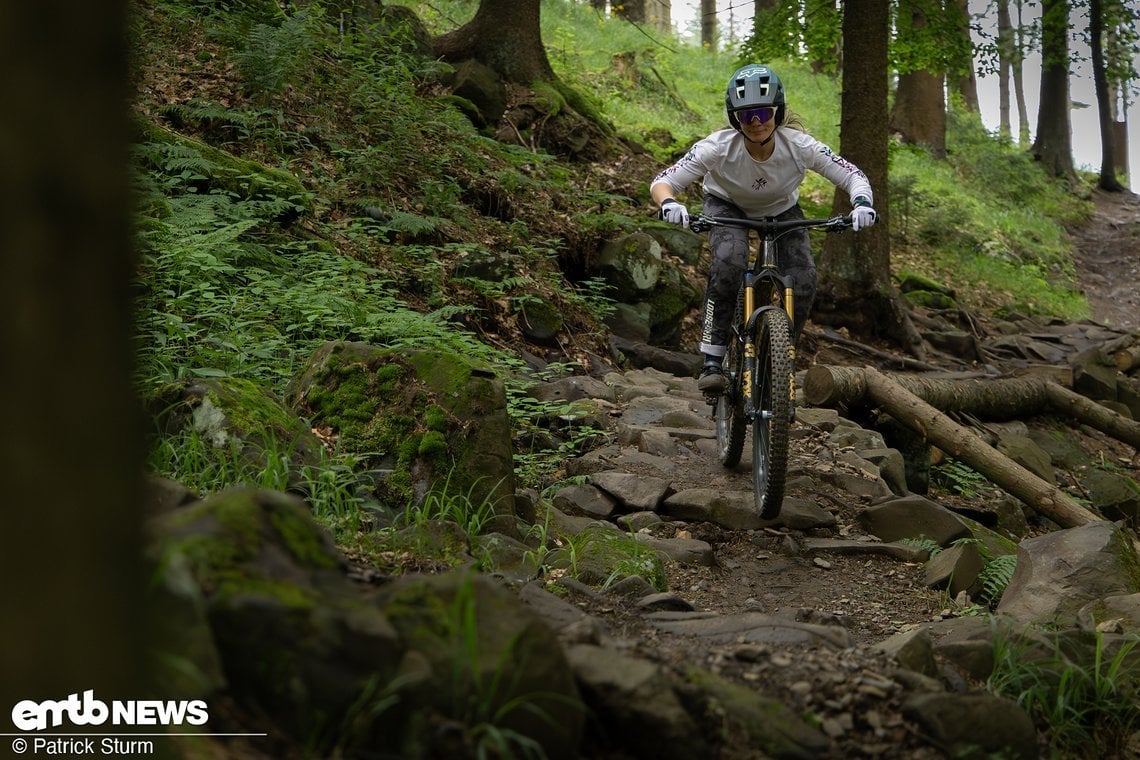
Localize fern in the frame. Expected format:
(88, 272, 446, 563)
(898, 536, 943, 558)
(977, 553, 1018, 606)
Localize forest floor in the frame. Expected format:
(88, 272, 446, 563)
(554, 187, 1140, 759)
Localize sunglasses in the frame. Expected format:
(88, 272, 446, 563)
(737, 106, 777, 125)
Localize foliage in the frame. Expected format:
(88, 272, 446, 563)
(931, 457, 991, 499)
(134, 0, 1100, 542)
(988, 627, 1140, 757)
(147, 424, 367, 528)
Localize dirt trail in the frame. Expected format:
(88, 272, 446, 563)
(567, 191, 1140, 758)
(1071, 188, 1140, 332)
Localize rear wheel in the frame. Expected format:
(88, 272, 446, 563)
(752, 309, 793, 518)
(715, 289, 747, 467)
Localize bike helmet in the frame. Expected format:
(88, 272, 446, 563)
(725, 64, 786, 130)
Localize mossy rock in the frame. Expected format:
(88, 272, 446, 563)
(898, 271, 957, 298)
(376, 571, 584, 759)
(146, 377, 324, 487)
(285, 341, 515, 515)
(149, 487, 407, 751)
(902, 288, 959, 310)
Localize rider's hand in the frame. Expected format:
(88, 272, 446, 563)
(659, 198, 690, 228)
(851, 205, 877, 231)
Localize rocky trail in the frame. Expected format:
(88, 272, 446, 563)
(496, 189, 1140, 759)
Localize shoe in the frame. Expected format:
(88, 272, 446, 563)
(697, 362, 726, 394)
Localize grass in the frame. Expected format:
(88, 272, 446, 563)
(988, 626, 1140, 757)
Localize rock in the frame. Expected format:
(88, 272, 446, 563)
(379, 572, 584, 759)
(552, 482, 618, 520)
(634, 533, 715, 566)
(997, 521, 1140, 626)
(566, 644, 709, 760)
(902, 691, 1037, 760)
(685, 667, 832, 759)
(875, 628, 938, 678)
(589, 471, 673, 512)
(856, 494, 973, 546)
(923, 542, 984, 597)
(648, 612, 852, 649)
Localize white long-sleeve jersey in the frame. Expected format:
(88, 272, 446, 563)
(651, 127, 873, 217)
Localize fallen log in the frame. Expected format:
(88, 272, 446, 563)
(804, 365, 1140, 450)
(856, 367, 1103, 530)
(1115, 345, 1140, 373)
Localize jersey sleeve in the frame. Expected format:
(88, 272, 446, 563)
(650, 139, 712, 196)
(800, 135, 874, 205)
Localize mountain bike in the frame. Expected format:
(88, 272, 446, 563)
(689, 212, 853, 518)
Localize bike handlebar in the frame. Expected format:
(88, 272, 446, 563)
(688, 214, 853, 235)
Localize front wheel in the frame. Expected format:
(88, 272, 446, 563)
(751, 309, 794, 519)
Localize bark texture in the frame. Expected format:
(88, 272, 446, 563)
(433, 0, 555, 84)
(805, 368, 1106, 529)
(805, 366, 1140, 450)
(0, 0, 147, 709)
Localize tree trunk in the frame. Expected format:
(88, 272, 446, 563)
(950, 0, 979, 111)
(855, 368, 1103, 529)
(700, 0, 717, 50)
(804, 365, 1140, 449)
(1013, 0, 1031, 145)
(1032, 0, 1077, 183)
(889, 0, 946, 157)
(645, 0, 671, 36)
(1090, 0, 1126, 191)
(613, 0, 646, 23)
(434, 0, 555, 84)
(817, 0, 925, 359)
(997, 0, 1013, 138)
(0, 0, 147, 711)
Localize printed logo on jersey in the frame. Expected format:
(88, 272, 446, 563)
(752, 176, 768, 191)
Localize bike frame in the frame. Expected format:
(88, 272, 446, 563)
(739, 232, 797, 421)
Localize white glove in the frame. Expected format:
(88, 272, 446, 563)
(659, 198, 690, 228)
(851, 205, 877, 231)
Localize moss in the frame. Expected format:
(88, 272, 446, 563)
(417, 430, 448, 457)
(269, 504, 338, 571)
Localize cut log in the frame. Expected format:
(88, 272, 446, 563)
(1115, 345, 1140, 373)
(804, 365, 1140, 450)
(857, 367, 1102, 529)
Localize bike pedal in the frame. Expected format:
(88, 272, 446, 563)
(703, 392, 721, 406)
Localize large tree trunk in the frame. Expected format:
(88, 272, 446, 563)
(949, 0, 979, 111)
(1090, 0, 1126, 191)
(613, 0, 646, 23)
(433, 0, 555, 84)
(700, 0, 717, 50)
(1032, 0, 1077, 183)
(0, 0, 147, 710)
(804, 368, 1110, 529)
(889, 0, 946, 157)
(817, 0, 925, 359)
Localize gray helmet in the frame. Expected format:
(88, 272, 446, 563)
(725, 64, 786, 130)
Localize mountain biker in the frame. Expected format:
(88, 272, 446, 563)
(649, 63, 878, 394)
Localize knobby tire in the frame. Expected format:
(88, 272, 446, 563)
(752, 309, 793, 519)
(715, 290, 747, 467)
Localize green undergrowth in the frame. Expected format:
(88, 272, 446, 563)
(135, 0, 1099, 545)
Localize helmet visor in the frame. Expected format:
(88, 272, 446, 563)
(737, 106, 776, 125)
